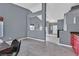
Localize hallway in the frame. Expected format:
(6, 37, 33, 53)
(46, 34, 59, 44)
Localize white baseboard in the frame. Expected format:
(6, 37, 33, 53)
(19, 37, 27, 40)
(6, 37, 45, 45)
(58, 43, 72, 47)
(19, 37, 45, 42)
(26, 37, 45, 42)
(6, 37, 27, 45)
(46, 40, 71, 47)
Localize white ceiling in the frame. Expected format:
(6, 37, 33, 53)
(47, 3, 79, 22)
(14, 3, 42, 12)
(14, 3, 79, 23)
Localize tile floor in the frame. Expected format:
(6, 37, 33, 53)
(46, 34, 59, 44)
(18, 39, 76, 56)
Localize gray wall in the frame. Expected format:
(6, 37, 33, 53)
(57, 19, 64, 44)
(27, 16, 45, 39)
(60, 8, 79, 45)
(0, 3, 31, 41)
(59, 31, 70, 45)
(66, 9, 79, 45)
(66, 9, 79, 32)
(46, 21, 49, 34)
(0, 3, 46, 41)
(26, 3, 46, 40)
(57, 19, 64, 31)
(48, 23, 53, 34)
(49, 23, 57, 34)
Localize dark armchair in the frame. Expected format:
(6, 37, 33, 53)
(0, 39, 21, 56)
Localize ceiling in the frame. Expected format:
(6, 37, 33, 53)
(14, 3, 79, 23)
(14, 3, 42, 12)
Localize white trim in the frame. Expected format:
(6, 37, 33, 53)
(6, 37, 27, 45)
(58, 43, 72, 47)
(6, 37, 45, 45)
(6, 41, 12, 45)
(19, 37, 27, 40)
(46, 40, 71, 47)
(46, 34, 57, 37)
(26, 37, 45, 42)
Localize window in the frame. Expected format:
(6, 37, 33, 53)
(0, 16, 3, 37)
(73, 17, 76, 24)
(30, 24, 35, 30)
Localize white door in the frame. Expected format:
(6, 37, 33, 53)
(53, 25, 57, 35)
